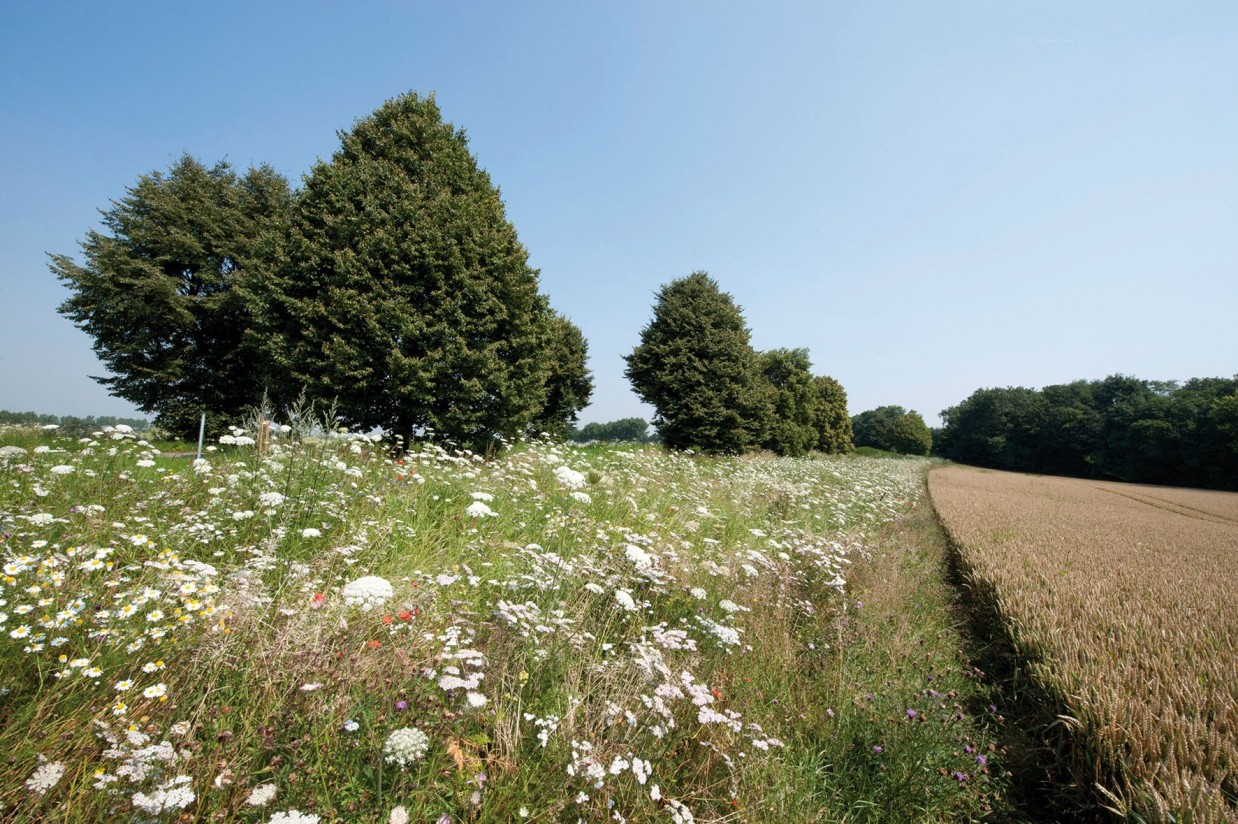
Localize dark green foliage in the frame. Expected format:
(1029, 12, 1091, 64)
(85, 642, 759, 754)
(852, 406, 932, 455)
(254, 93, 553, 453)
(530, 311, 594, 439)
(933, 387, 1046, 470)
(936, 375, 1238, 489)
(51, 155, 293, 438)
(569, 417, 653, 443)
(884, 411, 933, 456)
(758, 348, 817, 457)
(624, 272, 768, 454)
(810, 375, 853, 454)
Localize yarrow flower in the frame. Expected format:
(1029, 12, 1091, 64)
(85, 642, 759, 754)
(25, 760, 65, 795)
(383, 726, 431, 769)
(268, 811, 321, 824)
(300, 528, 322, 538)
(245, 782, 278, 807)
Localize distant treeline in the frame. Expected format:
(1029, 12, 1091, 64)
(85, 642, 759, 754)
(935, 375, 1238, 490)
(0, 410, 151, 437)
(567, 417, 658, 444)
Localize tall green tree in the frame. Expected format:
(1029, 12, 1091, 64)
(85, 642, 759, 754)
(811, 375, 853, 454)
(255, 93, 553, 452)
(531, 310, 593, 439)
(853, 405, 932, 455)
(51, 155, 293, 437)
(884, 410, 933, 455)
(759, 348, 817, 457)
(624, 272, 768, 454)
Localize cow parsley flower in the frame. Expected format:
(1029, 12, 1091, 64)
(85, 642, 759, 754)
(614, 590, 638, 612)
(383, 726, 430, 768)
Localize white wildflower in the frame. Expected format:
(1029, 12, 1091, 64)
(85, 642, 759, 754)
(25, 760, 64, 795)
(259, 492, 285, 508)
(300, 528, 321, 538)
(268, 811, 321, 824)
(341, 575, 394, 611)
(246, 782, 278, 807)
(383, 726, 430, 768)
(614, 590, 638, 612)
(465, 501, 496, 518)
(554, 465, 587, 489)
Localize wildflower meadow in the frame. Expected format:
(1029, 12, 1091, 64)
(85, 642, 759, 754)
(0, 422, 1013, 822)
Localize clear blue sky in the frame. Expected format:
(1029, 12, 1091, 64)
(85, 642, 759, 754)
(2, 1, 1235, 427)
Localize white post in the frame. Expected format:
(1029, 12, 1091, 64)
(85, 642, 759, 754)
(196, 413, 206, 460)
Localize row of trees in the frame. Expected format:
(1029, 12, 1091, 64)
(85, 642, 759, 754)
(568, 417, 657, 444)
(851, 405, 932, 455)
(624, 272, 853, 456)
(936, 375, 1238, 490)
(53, 93, 592, 451)
(0, 410, 150, 436)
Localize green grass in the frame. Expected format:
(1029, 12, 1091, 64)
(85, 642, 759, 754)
(0, 423, 1018, 822)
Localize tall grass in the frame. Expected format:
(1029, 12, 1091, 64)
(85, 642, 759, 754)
(1, 422, 1012, 822)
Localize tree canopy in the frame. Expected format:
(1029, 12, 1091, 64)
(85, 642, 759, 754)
(569, 417, 654, 443)
(758, 348, 818, 457)
(852, 405, 932, 455)
(810, 375, 853, 454)
(531, 311, 594, 440)
(254, 92, 567, 452)
(936, 375, 1238, 489)
(625, 272, 768, 454)
(51, 155, 293, 438)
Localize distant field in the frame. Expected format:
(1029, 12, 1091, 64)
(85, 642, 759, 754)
(929, 466, 1238, 822)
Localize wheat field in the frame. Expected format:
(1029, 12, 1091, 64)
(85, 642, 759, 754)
(929, 466, 1237, 822)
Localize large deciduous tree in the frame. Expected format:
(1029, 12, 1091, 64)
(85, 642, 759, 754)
(51, 155, 293, 438)
(811, 375, 853, 454)
(255, 93, 554, 452)
(852, 405, 932, 455)
(624, 272, 768, 454)
(758, 348, 817, 457)
(531, 310, 593, 440)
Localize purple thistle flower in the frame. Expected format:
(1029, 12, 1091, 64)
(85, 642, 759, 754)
(872, 745, 883, 754)
(906, 709, 917, 719)
(395, 699, 409, 711)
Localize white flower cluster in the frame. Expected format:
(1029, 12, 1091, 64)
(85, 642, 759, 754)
(383, 726, 431, 769)
(341, 576, 394, 611)
(268, 811, 321, 824)
(132, 775, 195, 815)
(258, 491, 285, 508)
(623, 543, 656, 571)
(25, 760, 64, 795)
(465, 500, 497, 518)
(246, 782, 278, 807)
(554, 465, 587, 489)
